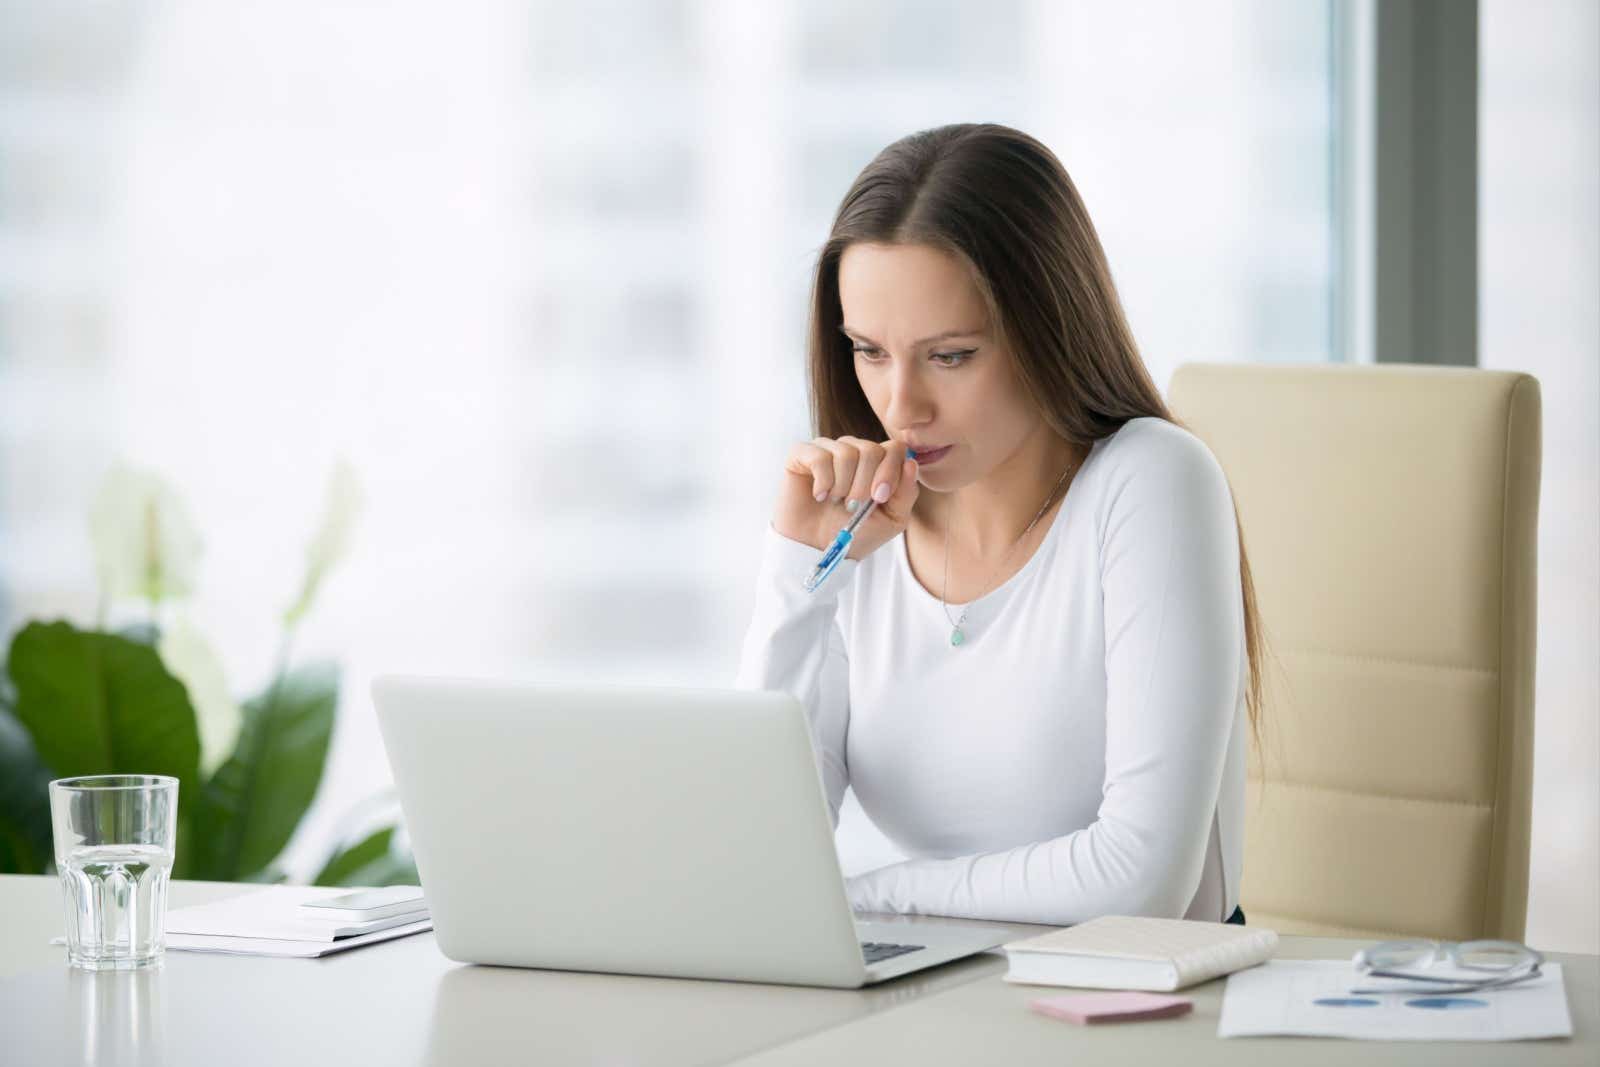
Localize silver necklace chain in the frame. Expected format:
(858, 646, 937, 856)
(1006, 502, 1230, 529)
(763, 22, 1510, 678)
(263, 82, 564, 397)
(940, 459, 1078, 647)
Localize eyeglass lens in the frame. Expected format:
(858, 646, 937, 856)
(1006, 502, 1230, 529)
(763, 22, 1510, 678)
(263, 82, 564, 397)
(1368, 941, 1536, 972)
(1367, 943, 1434, 968)
(1457, 943, 1534, 970)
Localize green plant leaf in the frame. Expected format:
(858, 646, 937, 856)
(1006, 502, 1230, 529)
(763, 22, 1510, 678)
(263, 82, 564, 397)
(313, 826, 395, 886)
(0, 703, 54, 874)
(184, 661, 337, 881)
(6, 621, 201, 791)
(328, 849, 420, 888)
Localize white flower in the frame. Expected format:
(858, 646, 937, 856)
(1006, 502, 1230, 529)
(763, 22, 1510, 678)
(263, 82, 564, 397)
(89, 465, 203, 604)
(284, 459, 364, 627)
(158, 615, 242, 775)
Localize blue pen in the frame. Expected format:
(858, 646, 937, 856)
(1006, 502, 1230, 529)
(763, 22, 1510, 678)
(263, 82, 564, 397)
(803, 447, 916, 594)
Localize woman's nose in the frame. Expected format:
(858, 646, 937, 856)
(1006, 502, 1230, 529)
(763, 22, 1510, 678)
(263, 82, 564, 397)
(882, 360, 933, 427)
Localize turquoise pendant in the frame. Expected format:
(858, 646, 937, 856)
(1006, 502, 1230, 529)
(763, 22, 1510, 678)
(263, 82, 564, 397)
(950, 627, 965, 647)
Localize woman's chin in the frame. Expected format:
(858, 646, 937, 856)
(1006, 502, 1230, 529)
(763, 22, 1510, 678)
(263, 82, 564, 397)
(914, 468, 965, 495)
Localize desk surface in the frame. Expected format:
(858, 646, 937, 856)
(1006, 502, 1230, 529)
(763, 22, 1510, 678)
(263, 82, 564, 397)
(2, 874, 1594, 1065)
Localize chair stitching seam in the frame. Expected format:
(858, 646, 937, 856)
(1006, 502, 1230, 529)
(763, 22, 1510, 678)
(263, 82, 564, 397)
(1255, 777, 1493, 811)
(1280, 649, 1497, 677)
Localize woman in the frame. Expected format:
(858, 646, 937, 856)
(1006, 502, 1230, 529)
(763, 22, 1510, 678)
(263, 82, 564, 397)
(736, 123, 1265, 927)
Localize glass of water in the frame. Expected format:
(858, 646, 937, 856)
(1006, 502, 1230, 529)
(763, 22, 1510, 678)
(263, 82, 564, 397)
(49, 775, 178, 971)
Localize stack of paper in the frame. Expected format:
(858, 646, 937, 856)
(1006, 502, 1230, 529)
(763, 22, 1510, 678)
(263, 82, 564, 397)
(161, 886, 433, 958)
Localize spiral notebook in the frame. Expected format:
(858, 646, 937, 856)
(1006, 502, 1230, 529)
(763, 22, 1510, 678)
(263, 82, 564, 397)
(1002, 915, 1278, 992)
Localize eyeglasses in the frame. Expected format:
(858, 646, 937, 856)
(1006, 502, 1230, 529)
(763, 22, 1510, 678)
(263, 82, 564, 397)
(1350, 939, 1544, 995)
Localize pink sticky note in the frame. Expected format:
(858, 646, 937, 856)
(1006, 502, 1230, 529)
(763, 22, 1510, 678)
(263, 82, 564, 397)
(1028, 991, 1194, 1025)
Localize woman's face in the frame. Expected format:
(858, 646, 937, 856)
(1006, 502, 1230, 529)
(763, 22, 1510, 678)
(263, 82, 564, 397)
(837, 241, 1044, 493)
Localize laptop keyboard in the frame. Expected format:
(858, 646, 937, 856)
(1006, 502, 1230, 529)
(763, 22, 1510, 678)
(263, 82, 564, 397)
(861, 940, 924, 964)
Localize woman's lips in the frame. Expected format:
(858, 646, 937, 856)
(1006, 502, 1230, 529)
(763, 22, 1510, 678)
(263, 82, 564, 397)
(913, 444, 953, 465)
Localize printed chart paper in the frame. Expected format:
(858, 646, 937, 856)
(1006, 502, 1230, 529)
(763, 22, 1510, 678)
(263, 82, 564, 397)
(1218, 960, 1572, 1041)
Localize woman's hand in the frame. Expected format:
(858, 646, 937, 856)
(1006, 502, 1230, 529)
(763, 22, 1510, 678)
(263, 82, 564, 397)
(773, 436, 920, 560)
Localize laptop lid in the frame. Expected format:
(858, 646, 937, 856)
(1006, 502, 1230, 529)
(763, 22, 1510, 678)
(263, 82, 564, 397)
(372, 675, 872, 987)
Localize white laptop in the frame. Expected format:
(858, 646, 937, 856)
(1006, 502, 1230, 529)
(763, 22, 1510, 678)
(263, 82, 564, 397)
(371, 675, 1013, 988)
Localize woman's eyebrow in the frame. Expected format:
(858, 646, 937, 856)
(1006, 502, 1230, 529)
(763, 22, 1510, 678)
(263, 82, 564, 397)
(838, 325, 986, 347)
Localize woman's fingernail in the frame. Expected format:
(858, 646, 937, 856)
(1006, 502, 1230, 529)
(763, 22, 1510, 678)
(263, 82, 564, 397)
(845, 499, 859, 513)
(815, 490, 827, 502)
(872, 482, 891, 503)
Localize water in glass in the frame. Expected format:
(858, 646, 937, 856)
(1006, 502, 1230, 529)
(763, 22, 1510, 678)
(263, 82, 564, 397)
(59, 843, 174, 971)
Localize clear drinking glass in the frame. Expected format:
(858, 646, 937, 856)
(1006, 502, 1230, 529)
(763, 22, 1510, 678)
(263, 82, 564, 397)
(49, 775, 179, 971)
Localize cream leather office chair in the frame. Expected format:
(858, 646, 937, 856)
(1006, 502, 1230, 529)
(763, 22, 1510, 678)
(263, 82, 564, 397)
(1168, 363, 1541, 942)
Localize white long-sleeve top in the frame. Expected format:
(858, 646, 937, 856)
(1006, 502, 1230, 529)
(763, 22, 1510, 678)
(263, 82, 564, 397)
(735, 416, 1248, 926)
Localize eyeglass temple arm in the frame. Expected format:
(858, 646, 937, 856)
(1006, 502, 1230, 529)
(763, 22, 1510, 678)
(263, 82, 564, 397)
(1350, 966, 1543, 996)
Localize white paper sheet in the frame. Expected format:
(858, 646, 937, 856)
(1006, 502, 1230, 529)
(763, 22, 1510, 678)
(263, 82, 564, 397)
(48, 918, 434, 958)
(1218, 959, 1573, 1041)
(164, 918, 434, 958)
(163, 886, 427, 942)
(49, 886, 434, 959)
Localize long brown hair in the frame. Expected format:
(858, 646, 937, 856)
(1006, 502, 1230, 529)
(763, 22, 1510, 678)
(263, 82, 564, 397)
(806, 123, 1266, 751)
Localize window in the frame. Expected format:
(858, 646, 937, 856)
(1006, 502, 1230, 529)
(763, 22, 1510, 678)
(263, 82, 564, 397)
(0, 1, 1335, 878)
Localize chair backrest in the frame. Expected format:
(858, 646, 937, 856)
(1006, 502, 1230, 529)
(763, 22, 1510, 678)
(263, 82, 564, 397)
(1168, 363, 1541, 941)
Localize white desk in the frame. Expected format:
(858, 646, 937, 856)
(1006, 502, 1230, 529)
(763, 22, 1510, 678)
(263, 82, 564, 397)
(3, 875, 1594, 1065)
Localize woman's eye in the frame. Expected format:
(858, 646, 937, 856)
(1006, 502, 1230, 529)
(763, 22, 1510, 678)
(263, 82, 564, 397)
(851, 346, 974, 367)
